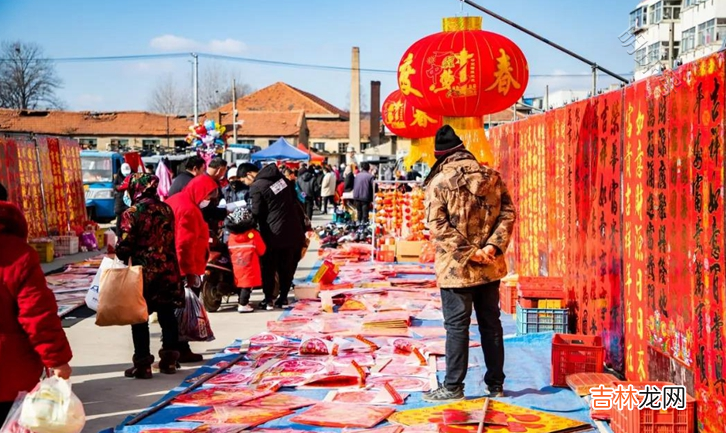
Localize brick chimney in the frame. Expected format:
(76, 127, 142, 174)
(349, 47, 361, 152)
(370, 81, 381, 147)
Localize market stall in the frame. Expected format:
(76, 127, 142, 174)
(111, 256, 601, 433)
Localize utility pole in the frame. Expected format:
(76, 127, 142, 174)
(192, 53, 199, 124)
(592, 64, 598, 96)
(669, 21, 675, 69)
(232, 78, 238, 144)
(544, 85, 549, 111)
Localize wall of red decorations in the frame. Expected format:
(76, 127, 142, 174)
(488, 52, 725, 433)
(0, 135, 86, 237)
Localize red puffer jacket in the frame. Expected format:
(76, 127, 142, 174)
(166, 174, 219, 276)
(229, 229, 266, 288)
(0, 203, 72, 402)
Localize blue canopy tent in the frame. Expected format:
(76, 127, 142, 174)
(250, 137, 310, 162)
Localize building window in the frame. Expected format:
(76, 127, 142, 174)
(699, 19, 716, 46)
(79, 138, 97, 149)
(360, 142, 372, 151)
(312, 142, 326, 151)
(268, 139, 277, 146)
(663, 3, 680, 21)
(142, 139, 160, 151)
(649, 1, 662, 25)
(237, 139, 254, 145)
(647, 42, 660, 66)
(635, 47, 647, 67)
(682, 27, 696, 52)
(717, 19, 726, 43)
(110, 138, 129, 150)
(630, 7, 647, 29)
(338, 142, 349, 154)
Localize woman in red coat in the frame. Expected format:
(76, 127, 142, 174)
(165, 173, 219, 363)
(0, 201, 73, 424)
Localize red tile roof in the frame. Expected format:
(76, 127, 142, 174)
(216, 82, 348, 119)
(484, 107, 528, 123)
(221, 110, 304, 137)
(308, 116, 372, 140)
(0, 109, 193, 136)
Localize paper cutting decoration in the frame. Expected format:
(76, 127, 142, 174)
(173, 387, 272, 406)
(270, 359, 328, 375)
(245, 393, 318, 410)
(290, 403, 395, 428)
(177, 406, 292, 427)
(367, 376, 430, 393)
(328, 389, 410, 405)
(388, 398, 590, 433)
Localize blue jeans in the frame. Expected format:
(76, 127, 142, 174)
(441, 280, 505, 390)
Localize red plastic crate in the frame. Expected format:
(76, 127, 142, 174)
(551, 334, 604, 387)
(609, 381, 695, 433)
(517, 276, 564, 300)
(499, 283, 517, 314)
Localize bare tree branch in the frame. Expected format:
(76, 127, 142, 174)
(0, 41, 64, 109)
(198, 62, 253, 112)
(147, 73, 190, 115)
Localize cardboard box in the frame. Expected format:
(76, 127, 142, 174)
(396, 240, 426, 263)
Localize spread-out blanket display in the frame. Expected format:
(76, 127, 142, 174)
(46, 254, 106, 317)
(114, 262, 600, 433)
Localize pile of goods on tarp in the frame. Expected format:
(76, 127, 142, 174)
(45, 254, 106, 317)
(116, 261, 594, 433)
(313, 222, 373, 250)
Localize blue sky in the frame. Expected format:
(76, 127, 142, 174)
(0, 0, 636, 112)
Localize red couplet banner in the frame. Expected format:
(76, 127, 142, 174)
(488, 52, 726, 433)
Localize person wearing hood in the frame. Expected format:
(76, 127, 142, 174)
(421, 125, 516, 403)
(241, 163, 307, 310)
(115, 174, 184, 379)
(297, 168, 317, 219)
(114, 162, 133, 234)
(165, 174, 219, 363)
(0, 190, 73, 423)
(168, 155, 206, 198)
(222, 167, 249, 205)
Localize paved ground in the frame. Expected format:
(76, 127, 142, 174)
(65, 214, 330, 433)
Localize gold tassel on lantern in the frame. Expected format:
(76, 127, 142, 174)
(441, 16, 494, 166)
(404, 137, 436, 170)
(444, 116, 494, 165)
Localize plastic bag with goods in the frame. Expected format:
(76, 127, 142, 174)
(176, 287, 215, 342)
(12, 377, 85, 433)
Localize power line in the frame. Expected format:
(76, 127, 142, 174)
(0, 51, 635, 77)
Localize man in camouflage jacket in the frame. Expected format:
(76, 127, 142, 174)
(422, 125, 516, 402)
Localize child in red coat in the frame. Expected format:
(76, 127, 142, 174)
(225, 207, 266, 313)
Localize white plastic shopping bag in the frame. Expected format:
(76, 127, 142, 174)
(18, 377, 85, 433)
(84, 257, 121, 311)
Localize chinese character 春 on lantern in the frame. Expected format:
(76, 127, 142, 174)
(398, 16, 529, 165)
(381, 90, 442, 168)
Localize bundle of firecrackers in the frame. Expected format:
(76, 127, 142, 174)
(374, 186, 426, 241)
(185, 119, 228, 157)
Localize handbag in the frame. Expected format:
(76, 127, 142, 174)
(95, 259, 148, 326)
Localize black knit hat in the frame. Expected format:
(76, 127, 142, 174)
(434, 125, 464, 158)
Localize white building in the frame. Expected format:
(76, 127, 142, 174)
(629, 0, 726, 80)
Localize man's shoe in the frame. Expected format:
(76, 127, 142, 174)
(237, 304, 254, 313)
(488, 386, 505, 398)
(422, 385, 465, 403)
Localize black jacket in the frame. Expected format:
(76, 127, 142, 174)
(298, 171, 317, 200)
(250, 164, 306, 250)
(113, 173, 128, 215)
(344, 172, 355, 192)
(167, 171, 195, 197)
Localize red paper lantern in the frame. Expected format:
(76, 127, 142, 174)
(381, 90, 442, 139)
(398, 17, 529, 117)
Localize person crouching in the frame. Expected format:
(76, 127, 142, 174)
(225, 207, 266, 313)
